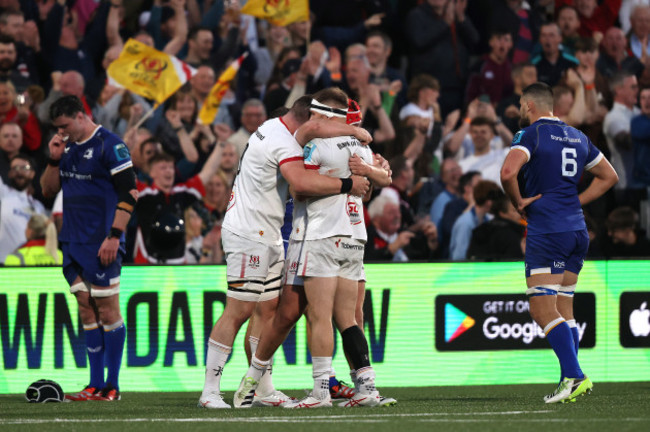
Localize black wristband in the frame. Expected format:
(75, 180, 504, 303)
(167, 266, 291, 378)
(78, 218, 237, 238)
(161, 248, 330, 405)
(340, 178, 353, 194)
(47, 158, 60, 167)
(108, 227, 123, 239)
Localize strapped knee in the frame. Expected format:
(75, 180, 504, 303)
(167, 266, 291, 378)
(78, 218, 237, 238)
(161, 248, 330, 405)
(526, 284, 561, 297)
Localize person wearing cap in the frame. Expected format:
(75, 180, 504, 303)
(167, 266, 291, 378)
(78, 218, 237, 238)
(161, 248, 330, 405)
(5, 214, 63, 266)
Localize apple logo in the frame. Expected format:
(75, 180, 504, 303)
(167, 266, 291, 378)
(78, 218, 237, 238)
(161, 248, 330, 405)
(629, 301, 650, 337)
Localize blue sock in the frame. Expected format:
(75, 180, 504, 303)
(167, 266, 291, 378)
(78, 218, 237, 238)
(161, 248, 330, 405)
(567, 320, 580, 355)
(84, 325, 105, 389)
(104, 321, 126, 390)
(329, 375, 340, 388)
(545, 319, 584, 380)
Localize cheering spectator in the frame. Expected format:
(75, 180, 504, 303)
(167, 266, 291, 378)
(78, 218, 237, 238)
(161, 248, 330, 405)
(531, 22, 579, 87)
(465, 28, 514, 106)
(0, 121, 21, 182)
(226, 98, 267, 157)
(602, 206, 650, 257)
(0, 81, 41, 151)
(557, 4, 582, 54)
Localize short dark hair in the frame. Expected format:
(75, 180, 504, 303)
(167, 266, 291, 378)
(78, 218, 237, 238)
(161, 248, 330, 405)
(490, 191, 511, 215)
(407, 74, 439, 103)
(50, 95, 84, 121)
(607, 206, 638, 231)
(459, 170, 480, 193)
(0, 33, 15, 46)
(313, 87, 348, 109)
(574, 37, 598, 53)
(473, 180, 501, 206)
(148, 152, 176, 168)
(470, 116, 494, 128)
(389, 155, 409, 180)
(189, 26, 212, 41)
(289, 95, 313, 123)
(10, 153, 35, 168)
(366, 30, 392, 49)
(522, 82, 554, 111)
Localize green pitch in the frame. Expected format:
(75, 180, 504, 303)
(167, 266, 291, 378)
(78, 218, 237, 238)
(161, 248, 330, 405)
(0, 382, 648, 432)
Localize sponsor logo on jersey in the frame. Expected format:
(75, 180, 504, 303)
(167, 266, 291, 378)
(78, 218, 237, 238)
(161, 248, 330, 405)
(83, 149, 94, 159)
(336, 139, 361, 150)
(95, 273, 106, 280)
(347, 199, 362, 225)
(512, 130, 525, 144)
(248, 255, 260, 269)
(340, 242, 364, 251)
(255, 130, 265, 141)
(64, 146, 70, 154)
(303, 143, 315, 162)
(114, 143, 130, 161)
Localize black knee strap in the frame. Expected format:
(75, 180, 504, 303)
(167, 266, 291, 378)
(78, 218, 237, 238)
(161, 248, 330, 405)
(341, 325, 370, 370)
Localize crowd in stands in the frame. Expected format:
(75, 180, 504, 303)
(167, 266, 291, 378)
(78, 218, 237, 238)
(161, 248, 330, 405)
(2, 0, 650, 266)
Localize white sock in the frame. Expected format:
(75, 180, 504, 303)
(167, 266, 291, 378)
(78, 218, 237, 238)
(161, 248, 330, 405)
(249, 336, 275, 396)
(350, 369, 358, 391)
(312, 356, 332, 400)
(356, 366, 376, 394)
(201, 339, 231, 399)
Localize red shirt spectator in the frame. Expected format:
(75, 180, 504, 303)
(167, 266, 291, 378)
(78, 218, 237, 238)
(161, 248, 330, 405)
(556, 0, 622, 39)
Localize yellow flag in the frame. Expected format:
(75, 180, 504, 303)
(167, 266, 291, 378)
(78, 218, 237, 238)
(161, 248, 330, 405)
(241, 0, 309, 27)
(198, 53, 248, 125)
(107, 39, 196, 104)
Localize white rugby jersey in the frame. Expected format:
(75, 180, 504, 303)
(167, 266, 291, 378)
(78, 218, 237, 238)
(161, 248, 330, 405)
(291, 135, 373, 242)
(222, 118, 303, 245)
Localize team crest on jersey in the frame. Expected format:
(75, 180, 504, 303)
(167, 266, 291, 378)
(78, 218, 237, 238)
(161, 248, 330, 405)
(512, 130, 525, 144)
(83, 148, 94, 159)
(259, 230, 264, 236)
(227, 191, 235, 211)
(114, 143, 129, 161)
(303, 142, 316, 162)
(289, 261, 298, 273)
(248, 255, 260, 269)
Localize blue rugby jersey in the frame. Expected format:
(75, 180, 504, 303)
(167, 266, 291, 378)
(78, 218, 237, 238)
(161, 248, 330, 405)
(511, 117, 602, 235)
(59, 126, 133, 244)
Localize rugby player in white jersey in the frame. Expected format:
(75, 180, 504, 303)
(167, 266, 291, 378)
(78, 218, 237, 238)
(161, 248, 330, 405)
(198, 96, 371, 409)
(234, 89, 392, 409)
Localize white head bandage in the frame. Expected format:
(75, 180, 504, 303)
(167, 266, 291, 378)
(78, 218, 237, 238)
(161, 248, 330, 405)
(309, 99, 347, 119)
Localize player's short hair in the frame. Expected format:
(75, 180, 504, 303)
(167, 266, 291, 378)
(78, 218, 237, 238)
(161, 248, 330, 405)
(49, 95, 84, 121)
(269, 106, 289, 118)
(148, 152, 176, 168)
(521, 82, 554, 112)
(290, 95, 314, 123)
(407, 74, 439, 103)
(606, 206, 639, 231)
(473, 180, 501, 206)
(313, 88, 348, 109)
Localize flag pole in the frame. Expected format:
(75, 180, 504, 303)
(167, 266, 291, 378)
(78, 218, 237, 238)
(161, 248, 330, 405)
(131, 102, 160, 130)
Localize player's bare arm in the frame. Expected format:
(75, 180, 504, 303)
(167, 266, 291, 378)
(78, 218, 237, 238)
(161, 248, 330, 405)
(295, 119, 373, 146)
(281, 160, 369, 197)
(349, 154, 391, 187)
(500, 147, 541, 219)
(40, 134, 65, 198)
(579, 157, 618, 206)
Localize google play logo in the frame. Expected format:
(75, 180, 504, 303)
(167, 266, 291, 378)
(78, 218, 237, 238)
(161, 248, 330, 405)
(445, 303, 475, 342)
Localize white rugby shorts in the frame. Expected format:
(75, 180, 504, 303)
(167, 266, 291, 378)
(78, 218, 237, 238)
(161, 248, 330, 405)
(299, 236, 364, 280)
(222, 229, 283, 302)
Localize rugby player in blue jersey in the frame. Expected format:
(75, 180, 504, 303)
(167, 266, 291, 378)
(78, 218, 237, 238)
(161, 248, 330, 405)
(41, 95, 138, 402)
(500, 83, 618, 404)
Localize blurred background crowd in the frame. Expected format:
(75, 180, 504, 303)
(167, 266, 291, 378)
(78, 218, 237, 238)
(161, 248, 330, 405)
(1, 0, 650, 267)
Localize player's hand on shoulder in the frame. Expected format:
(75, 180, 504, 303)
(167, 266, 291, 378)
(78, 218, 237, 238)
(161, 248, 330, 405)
(349, 174, 370, 197)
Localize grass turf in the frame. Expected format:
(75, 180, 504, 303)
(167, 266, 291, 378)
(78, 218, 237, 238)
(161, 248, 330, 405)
(0, 382, 648, 432)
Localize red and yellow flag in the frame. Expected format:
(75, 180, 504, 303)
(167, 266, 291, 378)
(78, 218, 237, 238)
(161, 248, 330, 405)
(241, 0, 309, 27)
(107, 39, 196, 104)
(198, 53, 248, 125)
